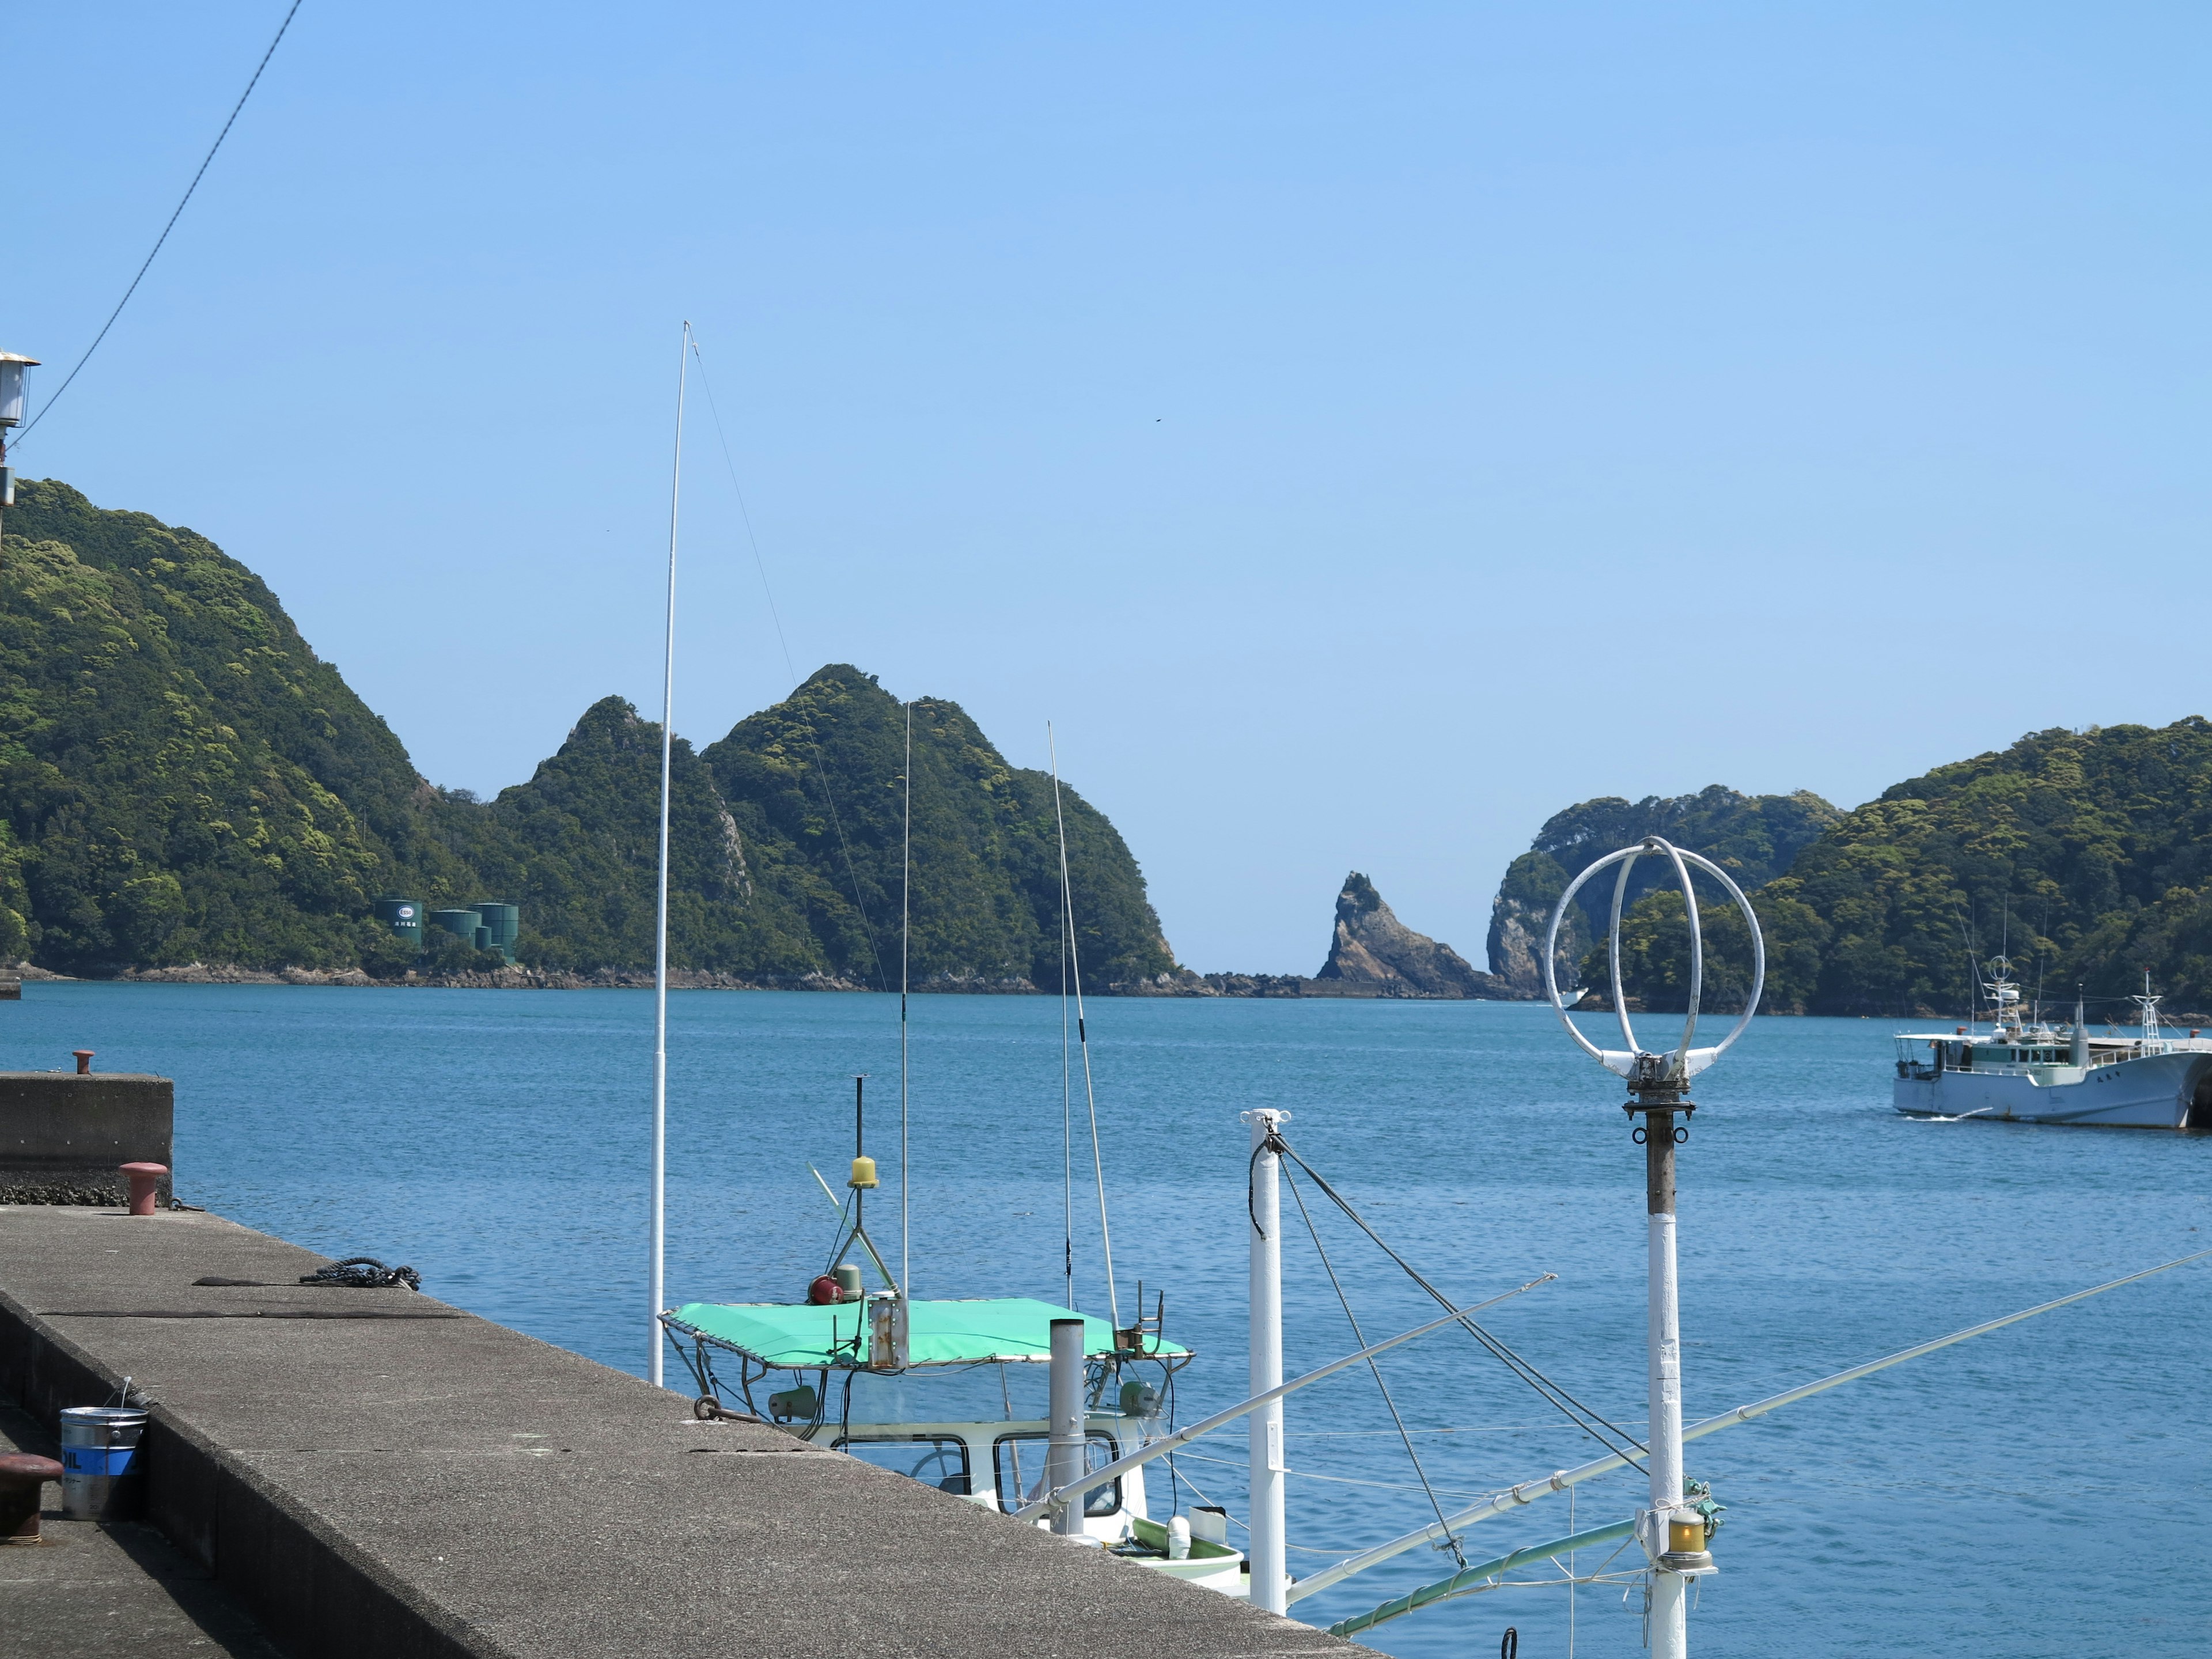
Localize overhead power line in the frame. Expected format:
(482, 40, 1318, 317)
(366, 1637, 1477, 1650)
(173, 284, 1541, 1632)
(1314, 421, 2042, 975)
(16, 0, 305, 445)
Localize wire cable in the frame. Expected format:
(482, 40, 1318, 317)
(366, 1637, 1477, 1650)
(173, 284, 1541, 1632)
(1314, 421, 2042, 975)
(685, 336, 888, 990)
(1282, 1162, 1465, 1565)
(1264, 1129, 1647, 1468)
(17, 0, 305, 445)
(1049, 725, 1118, 1328)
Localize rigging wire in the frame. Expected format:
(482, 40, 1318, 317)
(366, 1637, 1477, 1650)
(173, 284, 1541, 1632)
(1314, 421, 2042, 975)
(685, 337, 888, 990)
(16, 0, 305, 446)
(1259, 1127, 1647, 1468)
(1048, 724, 1118, 1329)
(1282, 1163, 1465, 1565)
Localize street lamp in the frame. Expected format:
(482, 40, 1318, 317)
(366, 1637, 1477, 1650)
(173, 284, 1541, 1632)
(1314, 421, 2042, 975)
(1541, 835, 1764, 1659)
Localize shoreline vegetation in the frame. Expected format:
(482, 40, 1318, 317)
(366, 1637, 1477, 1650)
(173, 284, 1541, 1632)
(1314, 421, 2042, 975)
(13, 478, 2212, 1015)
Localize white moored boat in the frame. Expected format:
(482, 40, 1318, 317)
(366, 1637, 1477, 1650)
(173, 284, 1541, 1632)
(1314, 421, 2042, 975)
(1894, 961, 2212, 1130)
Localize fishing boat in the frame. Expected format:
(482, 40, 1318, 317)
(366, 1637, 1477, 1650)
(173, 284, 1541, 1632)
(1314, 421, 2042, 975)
(660, 1284, 1240, 1589)
(1893, 960, 2212, 1129)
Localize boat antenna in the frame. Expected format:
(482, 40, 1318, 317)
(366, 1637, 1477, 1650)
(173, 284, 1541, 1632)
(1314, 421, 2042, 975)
(1054, 724, 1075, 1309)
(900, 702, 912, 1304)
(1050, 725, 1119, 1330)
(649, 320, 690, 1388)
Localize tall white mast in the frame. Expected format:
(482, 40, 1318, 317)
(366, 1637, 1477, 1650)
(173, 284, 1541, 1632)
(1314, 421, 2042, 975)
(1049, 726, 1118, 1330)
(900, 701, 912, 1305)
(649, 321, 690, 1388)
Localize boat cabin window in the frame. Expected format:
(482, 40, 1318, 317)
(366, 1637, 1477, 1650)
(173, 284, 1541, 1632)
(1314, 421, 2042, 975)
(835, 1434, 971, 1495)
(994, 1431, 1122, 1517)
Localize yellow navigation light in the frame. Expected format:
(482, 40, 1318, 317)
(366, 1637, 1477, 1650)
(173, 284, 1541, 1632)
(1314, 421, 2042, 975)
(1667, 1512, 1709, 1556)
(849, 1154, 880, 1189)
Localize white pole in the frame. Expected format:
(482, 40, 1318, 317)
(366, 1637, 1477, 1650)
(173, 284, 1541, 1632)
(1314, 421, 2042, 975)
(900, 702, 911, 1304)
(649, 321, 688, 1388)
(1649, 1173, 1687, 1657)
(1047, 1317, 1085, 1537)
(1244, 1108, 1288, 1614)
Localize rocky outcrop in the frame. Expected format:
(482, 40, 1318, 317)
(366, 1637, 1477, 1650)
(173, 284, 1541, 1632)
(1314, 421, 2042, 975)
(1313, 874, 1505, 998)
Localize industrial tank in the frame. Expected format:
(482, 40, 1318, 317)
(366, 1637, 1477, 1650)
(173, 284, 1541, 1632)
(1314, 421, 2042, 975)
(373, 897, 424, 945)
(473, 902, 520, 962)
(428, 908, 482, 944)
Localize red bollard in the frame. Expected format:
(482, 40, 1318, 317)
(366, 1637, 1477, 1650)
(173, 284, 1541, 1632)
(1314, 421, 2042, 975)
(0, 1453, 61, 1541)
(73, 1050, 93, 1075)
(120, 1162, 168, 1217)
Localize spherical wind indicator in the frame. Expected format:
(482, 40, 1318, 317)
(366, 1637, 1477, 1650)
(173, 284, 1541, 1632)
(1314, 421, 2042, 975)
(1543, 835, 1764, 1659)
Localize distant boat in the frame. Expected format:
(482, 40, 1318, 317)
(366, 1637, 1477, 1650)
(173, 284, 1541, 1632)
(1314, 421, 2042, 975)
(1894, 961, 2212, 1130)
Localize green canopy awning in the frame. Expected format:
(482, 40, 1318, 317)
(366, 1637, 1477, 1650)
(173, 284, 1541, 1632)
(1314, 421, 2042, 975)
(661, 1296, 1189, 1370)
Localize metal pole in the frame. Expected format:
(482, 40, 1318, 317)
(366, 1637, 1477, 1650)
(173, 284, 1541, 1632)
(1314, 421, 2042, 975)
(649, 321, 688, 1389)
(1245, 1108, 1288, 1614)
(1645, 1103, 1687, 1659)
(900, 703, 911, 1302)
(1047, 1317, 1085, 1537)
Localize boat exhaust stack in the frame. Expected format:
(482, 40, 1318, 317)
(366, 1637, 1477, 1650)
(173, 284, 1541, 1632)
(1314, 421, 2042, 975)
(1047, 1317, 1085, 1536)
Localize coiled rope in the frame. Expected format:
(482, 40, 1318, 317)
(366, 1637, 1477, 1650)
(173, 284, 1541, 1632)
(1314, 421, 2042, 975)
(298, 1257, 421, 1291)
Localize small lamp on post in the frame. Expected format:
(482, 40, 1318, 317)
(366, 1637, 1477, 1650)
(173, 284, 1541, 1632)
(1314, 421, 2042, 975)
(0, 351, 37, 562)
(1542, 835, 1764, 1659)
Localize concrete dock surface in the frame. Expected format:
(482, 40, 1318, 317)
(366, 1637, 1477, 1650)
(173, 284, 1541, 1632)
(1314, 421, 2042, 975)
(0, 1395, 285, 1657)
(0, 1205, 1349, 1659)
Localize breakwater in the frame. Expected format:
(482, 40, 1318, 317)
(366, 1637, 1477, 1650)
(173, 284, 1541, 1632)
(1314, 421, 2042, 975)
(0, 1201, 1344, 1658)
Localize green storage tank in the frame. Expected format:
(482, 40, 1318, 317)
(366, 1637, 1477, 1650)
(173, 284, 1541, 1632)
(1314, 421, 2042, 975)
(473, 902, 520, 961)
(429, 907, 482, 943)
(374, 897, 424, 944)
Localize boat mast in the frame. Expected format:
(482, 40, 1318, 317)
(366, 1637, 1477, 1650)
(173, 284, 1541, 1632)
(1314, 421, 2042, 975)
(649, 321, 690, 1388)
(900, 702, 912, 1306)
(1053, 724, 1074, 1311)
(1049, 726, 1119, 1330)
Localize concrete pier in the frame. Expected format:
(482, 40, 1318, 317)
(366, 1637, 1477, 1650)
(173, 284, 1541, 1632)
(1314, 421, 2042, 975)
(0, 1204, 1348, 1658)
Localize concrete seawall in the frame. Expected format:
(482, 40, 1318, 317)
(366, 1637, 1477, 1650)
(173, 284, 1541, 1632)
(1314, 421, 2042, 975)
(0, 1073, 173, 1206)
(0, 1205, 1347, 1658)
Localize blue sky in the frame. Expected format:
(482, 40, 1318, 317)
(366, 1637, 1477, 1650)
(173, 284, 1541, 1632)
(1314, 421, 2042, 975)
(8, 3, 2211, 972)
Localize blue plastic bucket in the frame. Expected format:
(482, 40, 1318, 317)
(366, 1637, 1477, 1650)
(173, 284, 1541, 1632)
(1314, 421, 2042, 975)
(59, 1407, 146, 1521)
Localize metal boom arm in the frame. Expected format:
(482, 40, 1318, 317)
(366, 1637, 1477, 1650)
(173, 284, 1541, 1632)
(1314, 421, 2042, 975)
(1289, 1248, 2212, 1603)
(1010, 1276, 1551, 1522)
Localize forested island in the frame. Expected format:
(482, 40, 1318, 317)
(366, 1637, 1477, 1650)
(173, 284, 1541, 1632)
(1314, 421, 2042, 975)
(1483, 735, 2212, 1018)
(0, 480, 1175, 988)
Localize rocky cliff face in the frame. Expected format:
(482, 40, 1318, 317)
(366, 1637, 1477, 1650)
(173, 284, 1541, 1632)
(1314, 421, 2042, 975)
(1314, 873, 1502, 997)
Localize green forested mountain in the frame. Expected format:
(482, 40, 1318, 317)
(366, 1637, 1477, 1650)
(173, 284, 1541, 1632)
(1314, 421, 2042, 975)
(1484, 786, 1840, 998)
(1583, 722, 2212, 1016)
(0, 480, 1174, 988)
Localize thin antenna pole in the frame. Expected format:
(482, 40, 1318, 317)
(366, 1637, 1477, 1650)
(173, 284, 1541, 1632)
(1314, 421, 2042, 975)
(900, 701, 912, 1304)
(649, 321, 688, 1387)
(1050, 726, 1119, 1330)
(1055, 722, 1075, 1311)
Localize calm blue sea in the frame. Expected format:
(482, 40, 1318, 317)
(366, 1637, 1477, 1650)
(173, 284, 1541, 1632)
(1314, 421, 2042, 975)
(13, 986, 2209, 1657)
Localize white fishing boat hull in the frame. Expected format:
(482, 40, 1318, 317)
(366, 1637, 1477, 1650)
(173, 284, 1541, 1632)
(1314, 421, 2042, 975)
(1894, 1048, 2212, 1129)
